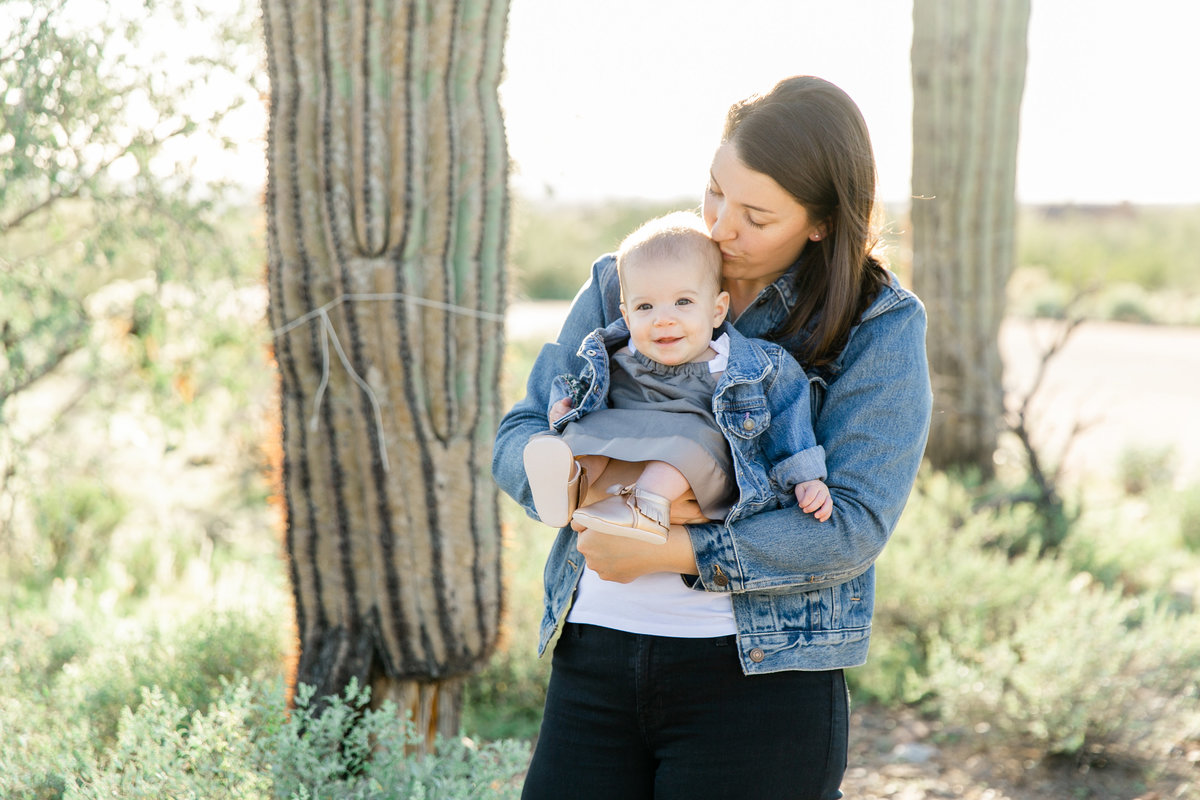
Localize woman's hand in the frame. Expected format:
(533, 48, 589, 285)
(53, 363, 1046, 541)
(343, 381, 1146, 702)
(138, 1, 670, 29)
(573, 523, 700, 583)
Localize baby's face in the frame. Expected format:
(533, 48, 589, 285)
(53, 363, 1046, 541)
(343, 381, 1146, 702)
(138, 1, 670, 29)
(619, 255, 729, 366)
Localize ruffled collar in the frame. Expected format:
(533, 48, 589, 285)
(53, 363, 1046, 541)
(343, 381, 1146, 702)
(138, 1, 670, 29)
(626, 332, 730, 375)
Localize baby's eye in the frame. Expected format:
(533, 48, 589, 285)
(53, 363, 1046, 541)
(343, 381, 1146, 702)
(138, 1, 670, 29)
(635, 303, 652, 311)
(675, 298, 693, 306)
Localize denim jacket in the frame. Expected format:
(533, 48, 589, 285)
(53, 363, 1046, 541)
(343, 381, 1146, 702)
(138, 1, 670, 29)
(549, 318, 828, 512)
(493, 253, 932, 674)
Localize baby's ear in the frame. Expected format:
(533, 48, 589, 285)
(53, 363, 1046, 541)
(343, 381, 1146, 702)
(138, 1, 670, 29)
(618, 302, 630, 326)
(712, 291, 731, 326)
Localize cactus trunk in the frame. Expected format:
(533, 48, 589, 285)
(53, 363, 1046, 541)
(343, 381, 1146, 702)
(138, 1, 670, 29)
(911, 0, 1031, 473)
(261, 0, 509, 738)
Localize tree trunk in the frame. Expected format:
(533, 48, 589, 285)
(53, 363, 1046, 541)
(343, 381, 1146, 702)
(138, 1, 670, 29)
(261, 0, 510, 741)
(910, 0, 1030, 474)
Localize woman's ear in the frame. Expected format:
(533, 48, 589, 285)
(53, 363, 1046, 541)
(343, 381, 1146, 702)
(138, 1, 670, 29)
(810, 222, 830, 242)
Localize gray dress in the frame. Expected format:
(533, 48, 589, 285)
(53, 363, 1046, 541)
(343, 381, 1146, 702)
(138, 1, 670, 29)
(560, 348, 736, 520)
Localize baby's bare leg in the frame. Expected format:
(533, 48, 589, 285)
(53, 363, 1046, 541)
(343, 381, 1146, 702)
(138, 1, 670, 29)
(575, 454, 609, 485)
(634, 460, 691, 501)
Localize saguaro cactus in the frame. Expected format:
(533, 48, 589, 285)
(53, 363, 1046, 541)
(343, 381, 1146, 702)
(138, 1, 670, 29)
(911, 0, 1030, 473)
(261, 0, 509, 739)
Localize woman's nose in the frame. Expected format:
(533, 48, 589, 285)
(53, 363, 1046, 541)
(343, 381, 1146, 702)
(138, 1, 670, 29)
(708, 207, 735, 242)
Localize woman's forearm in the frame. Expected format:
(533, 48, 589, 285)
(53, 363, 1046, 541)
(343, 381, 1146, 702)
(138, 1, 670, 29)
(574, 523, 699, 583)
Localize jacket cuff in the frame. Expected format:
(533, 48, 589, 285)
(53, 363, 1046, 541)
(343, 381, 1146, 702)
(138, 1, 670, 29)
(770, 444, 827, 488)
(684, 520, 742, 592)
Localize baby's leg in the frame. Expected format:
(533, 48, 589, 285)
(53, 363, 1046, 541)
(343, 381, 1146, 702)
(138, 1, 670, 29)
(575, 454, 610, 489)
(633, 460, 692, 501)
(570, 460, 691, 545)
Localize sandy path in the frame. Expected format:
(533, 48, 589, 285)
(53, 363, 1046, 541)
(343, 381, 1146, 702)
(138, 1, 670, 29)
(507, 302, 1200, 486)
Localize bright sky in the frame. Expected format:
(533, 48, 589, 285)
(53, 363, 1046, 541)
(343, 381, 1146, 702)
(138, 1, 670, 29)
(500, 0, 1200, 205)
(130, 0, 1199, 207)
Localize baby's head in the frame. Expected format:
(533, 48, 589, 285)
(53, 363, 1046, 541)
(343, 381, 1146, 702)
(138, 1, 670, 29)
(616, 212, 729, 366)
(616, 212, 722, 298)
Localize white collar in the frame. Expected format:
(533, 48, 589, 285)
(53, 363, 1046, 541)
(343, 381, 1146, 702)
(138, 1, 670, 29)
(627, 332, 730, 374)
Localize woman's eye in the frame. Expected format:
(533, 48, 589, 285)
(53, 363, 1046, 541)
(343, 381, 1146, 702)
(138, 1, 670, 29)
(746, 215, 766, 229)
(705, 184, 722, 197)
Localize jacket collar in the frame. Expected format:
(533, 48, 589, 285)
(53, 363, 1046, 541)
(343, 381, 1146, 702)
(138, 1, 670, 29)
(580, 319, 774, 384)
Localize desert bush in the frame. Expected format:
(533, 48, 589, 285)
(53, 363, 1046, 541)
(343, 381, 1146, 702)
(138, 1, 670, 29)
(56, 679, 529, 800)
(30, 478, 127, 580)
(49, 608, 285, 748)
(1096, 282, 1155, 324)
(3, 679, 529, 800)
(924, 575, 1200, 754)
(1006, 266, 1072, 320)
(271, 681, 529, 800)
(464, 512, 554, 741)
(1180, 486, 1200, 554)
(1117, 443, 1176, 495)
(858, 470, 1200, 756)
(1018, 205, 1200, 295)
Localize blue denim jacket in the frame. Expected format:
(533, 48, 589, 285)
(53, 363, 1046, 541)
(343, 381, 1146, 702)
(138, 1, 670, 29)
(549, 318, 827, 512)
(493, 253, 932, 674)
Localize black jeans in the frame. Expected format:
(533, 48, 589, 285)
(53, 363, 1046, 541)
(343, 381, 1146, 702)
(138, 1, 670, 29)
(521, 623, 848, 800)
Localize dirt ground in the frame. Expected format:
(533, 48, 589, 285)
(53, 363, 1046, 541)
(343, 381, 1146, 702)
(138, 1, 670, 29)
(508, 303, 1200, 799)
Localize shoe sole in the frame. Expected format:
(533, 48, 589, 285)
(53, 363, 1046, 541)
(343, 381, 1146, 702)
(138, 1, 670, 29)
(570, 508, 669, 545)
(523, 435, 576, 528)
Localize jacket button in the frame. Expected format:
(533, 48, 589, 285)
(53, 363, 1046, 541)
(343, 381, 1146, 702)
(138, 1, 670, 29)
(749, 648, 765, 663)
(713, 571, 729, 587)
(741, 417, 756, 431)
(585, 349, 597, 356)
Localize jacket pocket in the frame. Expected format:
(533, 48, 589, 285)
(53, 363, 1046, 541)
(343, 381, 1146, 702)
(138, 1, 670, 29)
(766, 571, 873, 633)
(718, 400, 771, 441)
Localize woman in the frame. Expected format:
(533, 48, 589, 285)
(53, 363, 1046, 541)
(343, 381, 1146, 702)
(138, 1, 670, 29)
(492, 76, 932, 800)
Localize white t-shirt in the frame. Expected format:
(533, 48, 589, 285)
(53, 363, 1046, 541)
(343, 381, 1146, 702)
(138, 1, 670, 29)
(566, 566, 737, 637)
(566, 333, 737, 638)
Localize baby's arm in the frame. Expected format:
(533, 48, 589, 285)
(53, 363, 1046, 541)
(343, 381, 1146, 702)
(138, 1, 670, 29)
(548, 398, 573, 425)
(794, 479, 832, 522)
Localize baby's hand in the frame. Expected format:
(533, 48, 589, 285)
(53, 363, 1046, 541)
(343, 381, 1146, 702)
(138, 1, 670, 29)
(795, 479, 833, 522)
(548, 398, 574, 425)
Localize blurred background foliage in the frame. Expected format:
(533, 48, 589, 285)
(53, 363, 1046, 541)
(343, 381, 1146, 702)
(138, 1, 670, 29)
(2, 0, 1199, 797)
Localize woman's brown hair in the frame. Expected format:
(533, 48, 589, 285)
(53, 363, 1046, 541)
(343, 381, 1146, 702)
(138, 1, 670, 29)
(723, 76, 888, 368)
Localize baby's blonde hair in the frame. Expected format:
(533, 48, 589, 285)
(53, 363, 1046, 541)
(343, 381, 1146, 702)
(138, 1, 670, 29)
(616, 211, 722, 298)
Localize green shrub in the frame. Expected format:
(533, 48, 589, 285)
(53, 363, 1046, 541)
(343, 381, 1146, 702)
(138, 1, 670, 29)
(54, 609, 285, 747)
(1117, 444, 1176, 495)
(270, 681, 528, 800)
(1097, 282, 1155, 324)
(34, 679, 530, 800)
(31, 478, 127, 579)
(857, 471, 1200, 756)
(1006, 266, 1071, 319)
(1179, 486, 1200, 554)
(465, 508, 554, 741)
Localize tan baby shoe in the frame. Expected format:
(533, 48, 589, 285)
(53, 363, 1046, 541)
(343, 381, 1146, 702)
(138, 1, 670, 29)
(523, 434, 588, 528)
(571, 484, 670, 545)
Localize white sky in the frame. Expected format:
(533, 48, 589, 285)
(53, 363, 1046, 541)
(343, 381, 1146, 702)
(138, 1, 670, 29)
(130, 0, 1199, 207)
(500, 0, 1200, 205)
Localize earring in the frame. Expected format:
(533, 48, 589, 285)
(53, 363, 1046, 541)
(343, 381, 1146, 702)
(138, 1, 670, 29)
(811, 233, 822, 241)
